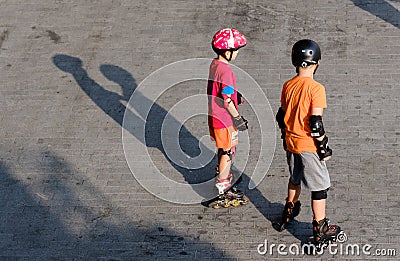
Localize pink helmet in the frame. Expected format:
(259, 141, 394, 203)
(212, 28, 247, 51)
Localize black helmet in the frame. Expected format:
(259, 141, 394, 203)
(291, 39, 321, 67)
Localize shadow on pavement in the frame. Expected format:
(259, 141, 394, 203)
(352, 0, 400, 29)
(239, 173, 312, 243)
(52, 54, 210, 185)
(0, 153, 234, 259)
(51, 54, 311, 243)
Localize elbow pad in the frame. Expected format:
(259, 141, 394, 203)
(309, 115, 325, 138)
(237, 91, 245, 105)
(275, 107, 286, 129)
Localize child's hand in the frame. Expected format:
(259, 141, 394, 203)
(317, 136, 332, 161)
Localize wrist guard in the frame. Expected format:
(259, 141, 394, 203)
(316, 136, 332, 160)
(234, 116, 248, 131)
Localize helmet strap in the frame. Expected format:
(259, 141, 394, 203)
(313, 64, 319, 74)
(222, 50, 233, 62)
(228, 51, 233, 61)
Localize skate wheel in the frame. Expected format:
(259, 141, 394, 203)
(231, 199, 240, 207)
(272, 222, 286, 232)
(212, 204, 221, 209)
(223, 202, 231, 208)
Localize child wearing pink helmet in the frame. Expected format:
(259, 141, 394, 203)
(207, 28, 248, 207)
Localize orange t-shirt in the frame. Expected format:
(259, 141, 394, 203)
(280, 75, 327, 154)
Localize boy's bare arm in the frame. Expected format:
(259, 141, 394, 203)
(224, 94, 248, 131)
(224, 94, 240, 118)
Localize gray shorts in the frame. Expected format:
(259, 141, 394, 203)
(286, 151, 330, 191)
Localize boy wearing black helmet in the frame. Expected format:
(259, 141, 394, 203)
(274, 39, 345, 249)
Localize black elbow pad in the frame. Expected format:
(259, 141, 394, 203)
(237, 91, 244, 105)
(275, 107, 286, 129)
(309, 115, 325, 138)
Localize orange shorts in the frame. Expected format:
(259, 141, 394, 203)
(209, 126, 238, 150)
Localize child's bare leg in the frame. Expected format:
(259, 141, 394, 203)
(287, 181, 301, 203)
(215, 148, 233, 195)
(273, 181, 302, 231)
(312, 199, 326, 221)
(218, 153, 231, 180)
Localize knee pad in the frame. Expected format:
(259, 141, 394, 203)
(311, 188, 329, 200)
(217, 148, 232, 162)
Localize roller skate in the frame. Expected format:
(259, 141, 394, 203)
(225, 186, 249, 207)
(208, 174, 233, 208)
(215, 173, 233, 195)
(272, 200, 301, 232)
(311, 218, 347, 251)
(208, 195, 230, 208)
(208, 173, 248, 209)
(209, 186, 249, 209)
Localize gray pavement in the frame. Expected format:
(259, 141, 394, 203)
(0, 0, 399, 260)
